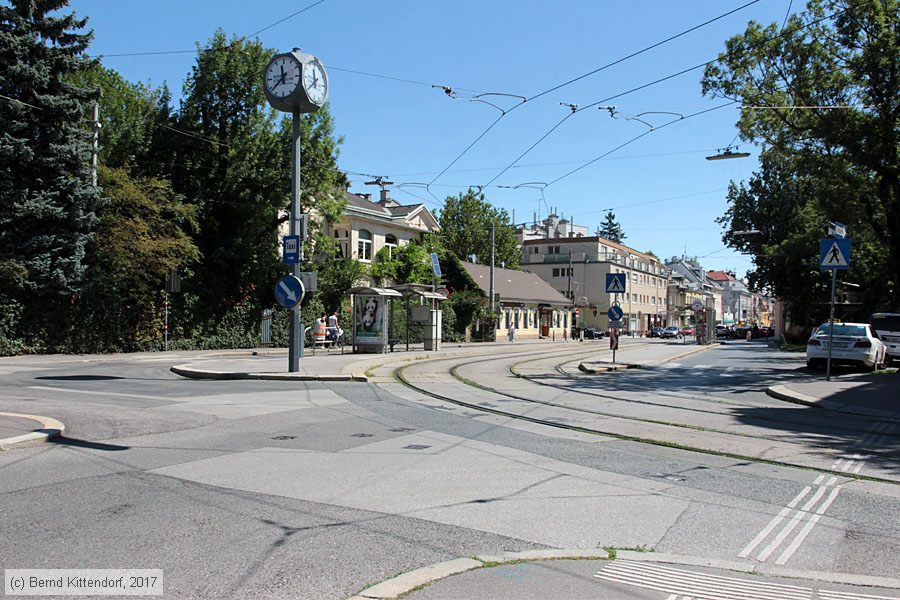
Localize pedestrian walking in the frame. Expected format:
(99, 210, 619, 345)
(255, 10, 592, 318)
(507, 322, 516, 343)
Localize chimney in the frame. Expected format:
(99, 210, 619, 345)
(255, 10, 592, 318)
(378, 188, 399, 207)
(359, 193, 372, 201)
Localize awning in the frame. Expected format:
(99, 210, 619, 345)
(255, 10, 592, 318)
(347, 286, 403, 297)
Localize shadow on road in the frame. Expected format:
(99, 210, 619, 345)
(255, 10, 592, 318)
(50, 436, 130, 451)
(35, 375, 128, 381)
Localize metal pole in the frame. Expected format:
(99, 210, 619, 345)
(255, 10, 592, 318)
(91, 102, 99, 187)
(826, 269, 836, 381)
(288, 107, 302, 372)
(489, 221, 495, 314)
(164, 291, 168, 352)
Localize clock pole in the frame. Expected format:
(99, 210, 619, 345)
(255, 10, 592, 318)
(289, 105, 303, 372)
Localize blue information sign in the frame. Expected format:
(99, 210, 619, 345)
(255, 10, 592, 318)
(283, 235, 300, 265)
(274, 275, 305, 308)
(819, 238, 851, 270)
(607, 305, 624, 321)
(606, 273, 626, 294)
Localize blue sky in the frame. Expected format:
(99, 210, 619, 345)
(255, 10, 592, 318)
(66, 0, 798, 277)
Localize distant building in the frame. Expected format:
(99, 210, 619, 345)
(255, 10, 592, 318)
(665, 257, 721, 327)
(515, 211, 590, 243)
(520, 236, 667, 334)
(459, 261, 573, 341)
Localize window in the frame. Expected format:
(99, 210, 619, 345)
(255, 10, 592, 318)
(384, 234, 398, 259)
(548, 245, 561, 254)
(358, 229, 372, 261)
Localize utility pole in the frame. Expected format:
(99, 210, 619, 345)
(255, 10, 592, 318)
(489, 221, 495, 314)
(91, 102, 100, 187)
(288, 106, 303, 372)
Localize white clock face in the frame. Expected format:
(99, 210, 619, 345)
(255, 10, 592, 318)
(302, 59, 327, 105)
(265, 56, 301, 98)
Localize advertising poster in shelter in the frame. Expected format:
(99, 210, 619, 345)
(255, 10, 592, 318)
(355, 295, 384, 342)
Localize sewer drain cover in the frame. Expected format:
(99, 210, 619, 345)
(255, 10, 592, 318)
(350, 433, 374, 438)
(402, 445, 431, 450)
(271, 436, 296, 441)
(652, 473, 686, 482)
(389, 427, 415, 432)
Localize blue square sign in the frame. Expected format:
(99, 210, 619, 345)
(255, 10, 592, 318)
(819, 238, 851, 270)
(606, 273, 626, 293)
(283, 235, 300, 265)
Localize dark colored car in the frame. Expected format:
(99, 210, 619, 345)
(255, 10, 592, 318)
(650, 327, 665, 338)
(573, 326, 604, 339)
(716, 325, 734, 339)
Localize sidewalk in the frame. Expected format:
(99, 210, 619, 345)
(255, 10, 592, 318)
(0, 411, 65, 450)
(348, 550, 900, 600)
(169, 338, 589, 382)
(767, 373, 900, 419)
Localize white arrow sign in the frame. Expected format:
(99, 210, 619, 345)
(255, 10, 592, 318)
(278, 280, 297, 302)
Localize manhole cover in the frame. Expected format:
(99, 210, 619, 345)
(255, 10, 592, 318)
(271, 436, 296, 441)
(350, 433, 374, 438)
(402, 444, 431, 450)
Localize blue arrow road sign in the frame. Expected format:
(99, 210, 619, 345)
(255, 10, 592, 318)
(606, 273, 626, 294)
(283, 235, 300, 265)
(607, 305, 624, 321)
(274, 275, 305, 308)
(819, 238, 851, 270)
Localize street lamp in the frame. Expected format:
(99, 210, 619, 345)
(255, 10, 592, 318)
(706, 146, 750, 161)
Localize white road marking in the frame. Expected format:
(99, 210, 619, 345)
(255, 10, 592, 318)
(739, 486, 810, 558)
(594, 560, 812, 599)
(28, 385, 168, 401)
(818, 589, 900, 599)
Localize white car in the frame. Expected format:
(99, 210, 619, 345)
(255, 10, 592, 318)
(806, 322, 888, 371)
(871, 313, 900, 365)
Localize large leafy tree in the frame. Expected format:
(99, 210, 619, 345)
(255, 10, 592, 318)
(0, 0, 103, 342)
(598, 210, 627, 243)
(166, 30, 346, 322)
(438, 188, 519, 268)
(703, 0, 899, 308)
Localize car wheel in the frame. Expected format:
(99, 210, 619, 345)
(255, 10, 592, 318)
(807, 359, 819, 370)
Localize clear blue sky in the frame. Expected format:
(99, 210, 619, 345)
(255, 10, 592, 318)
(67, 0, 798, 277)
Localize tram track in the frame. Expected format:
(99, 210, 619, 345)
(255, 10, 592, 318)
(392, 346, 899, 484)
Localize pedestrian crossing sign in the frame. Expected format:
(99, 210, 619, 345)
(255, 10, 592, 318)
(606, 273, 627, 293)
(819, 238, 851, 270)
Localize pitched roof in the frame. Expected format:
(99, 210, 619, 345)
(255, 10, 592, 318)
(459, 261, 571, 305)
(707, 270, 735, 281)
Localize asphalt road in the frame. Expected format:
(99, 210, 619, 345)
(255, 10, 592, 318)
(1, 343, 898, 599)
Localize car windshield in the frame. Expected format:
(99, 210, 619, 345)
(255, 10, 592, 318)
(871, 315, 900, 331)
(815, 323, 867, 337)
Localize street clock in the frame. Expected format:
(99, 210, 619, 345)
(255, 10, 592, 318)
(263, 48, 328, 113)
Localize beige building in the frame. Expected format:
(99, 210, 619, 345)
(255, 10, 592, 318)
(521, 237, 667, 333)
(460, 261, 574, 341)
(326, 191, 440, 263)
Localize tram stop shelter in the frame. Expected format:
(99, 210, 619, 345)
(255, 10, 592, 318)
(348, 285, 445, 354)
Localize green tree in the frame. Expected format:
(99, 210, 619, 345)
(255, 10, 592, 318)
(598, 210, 626, 243)
(69, 166, 199, 351)
(438, 188, 519, 268)
(70, 65, 168, 173)
(703, 0, 899, 306)
(0, 0, 103, 344)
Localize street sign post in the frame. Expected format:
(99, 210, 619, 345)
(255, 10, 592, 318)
(691, 299, 704, 311)
(283, 235, 300, 264)
(819, 236, 852, 381)
(275, 275, 305, 309)
(609, 328, 619, 362)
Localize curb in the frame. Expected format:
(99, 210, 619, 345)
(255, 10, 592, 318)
(347, 548, 900, 600)
(170, 365, 367, 382)
(350, 549, 610, 600)
(0, 412, 65, 451)
(766, 384, 900, 420)
(577, 342, 716, 374)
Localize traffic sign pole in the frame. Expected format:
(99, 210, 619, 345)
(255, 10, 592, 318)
(826, 269, 836, 381)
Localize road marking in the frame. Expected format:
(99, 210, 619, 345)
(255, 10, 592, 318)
(739, 486, 810, 558)
(818, 590, 900, 599)
(28, 385, 168, 401)
(594, 560, 812, 599)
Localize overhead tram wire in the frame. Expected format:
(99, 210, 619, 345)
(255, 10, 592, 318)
(96, 0, 328, 59)
(474, 2, 859, 191)
(425, 0, 764, 194)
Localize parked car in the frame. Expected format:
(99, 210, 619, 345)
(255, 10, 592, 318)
(806, 322, 888, 371)
(573, 325, 605, 339)
(679, 326, 695, 337)
(649, 327, 665, 338)
(716, 325, 734, 339)
(660, 326, 681, 339)
(870, 312, 900, 365)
